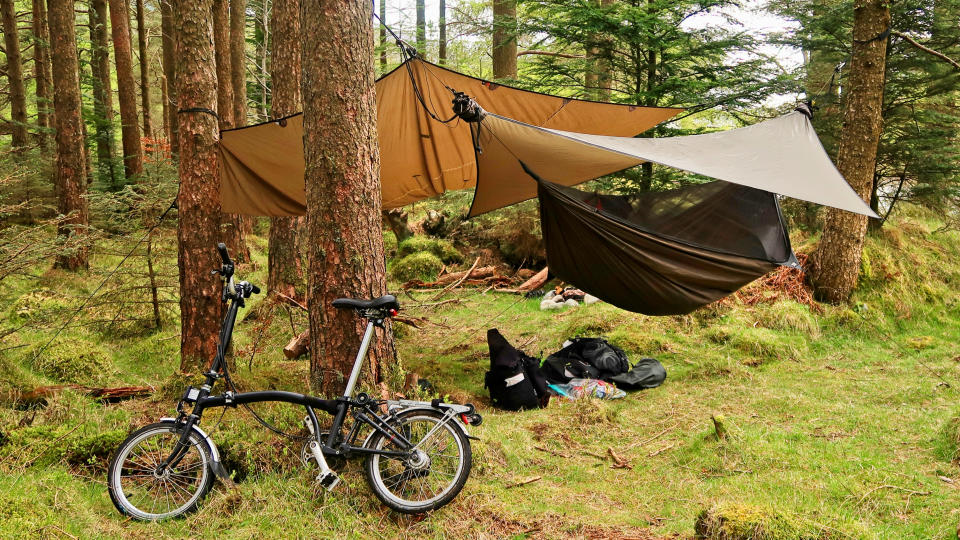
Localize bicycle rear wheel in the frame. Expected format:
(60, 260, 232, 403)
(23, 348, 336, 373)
(107, 422, 215, 520)
(364, 409, 472, 514)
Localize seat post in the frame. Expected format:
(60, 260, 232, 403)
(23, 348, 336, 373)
(342, 321, 376, 398)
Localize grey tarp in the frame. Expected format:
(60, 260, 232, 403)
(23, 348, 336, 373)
(469, 110, 879, 218)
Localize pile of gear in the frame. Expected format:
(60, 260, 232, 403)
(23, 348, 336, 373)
(484, 329, 666, 411)
(539, 286, 601, 311)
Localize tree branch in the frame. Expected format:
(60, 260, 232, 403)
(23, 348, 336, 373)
(517, 50, 584, 59)
(892, 31, 960, 71)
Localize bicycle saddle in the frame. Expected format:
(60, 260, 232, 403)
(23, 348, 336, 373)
(331, 294, 399, 311)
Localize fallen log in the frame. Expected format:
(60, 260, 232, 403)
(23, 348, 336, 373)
(10, 384, 153, 407)
(284, 330, 310, 359)
(518, 266, 549, 292)
(434, 265, 497, 286)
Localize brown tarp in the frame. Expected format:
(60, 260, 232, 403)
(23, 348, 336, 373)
(537, 179, 795, 315)
(218, 58, 682, 215)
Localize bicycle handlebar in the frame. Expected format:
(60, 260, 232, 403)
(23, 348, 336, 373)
(213, 243, 259, 300)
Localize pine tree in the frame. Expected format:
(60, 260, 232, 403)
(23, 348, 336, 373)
(810, 0, 891, 302)
(302, 0, 394, 395)
(31, 0, 52, 148)
(174, 0, 224, 372)
(267, 0, 303, 300)
(231, 0, 248, 126)
(89, 0, 118, 186)
(136, 0, 152, 140)
(1, 0, 28, 149)
(48, 0, 89, 269)
(161, 0, 178, 153)
(108, 0, 144, 178)
(492, 0, 517, 79)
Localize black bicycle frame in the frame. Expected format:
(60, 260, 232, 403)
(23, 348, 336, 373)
(161, 294, 416, 471)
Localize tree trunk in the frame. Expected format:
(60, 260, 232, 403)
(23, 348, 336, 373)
(90, 0, 118, 187)
(379, 0, 386, 70)
(175, 0, 223, 373)
(161, 0, 178, 153)
(438, 0, 446, 65)
(48, 0, 89, 269)
(1, 0, 28, 149)
(32, 0, 52, 149)
(267, 0, 303, 299)
(492, 0, 517, 79)
(136, 0, 152, 140)
(213, 0, 248, 262)
(809, 0, 889, 303)
(257, 0, 269, 119)
(230, 0, 247, 126)
(213, 0, 235, 128)
(415, 0, 425, 56)
(108, 0, 144, 179)
(302, 0, 394, 395)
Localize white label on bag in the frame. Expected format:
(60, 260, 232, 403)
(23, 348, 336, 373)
(564, 368, 575, 378)
(504, 373, 525, 387)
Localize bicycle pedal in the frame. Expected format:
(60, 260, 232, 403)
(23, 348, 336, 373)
(316, 472, 341, 491)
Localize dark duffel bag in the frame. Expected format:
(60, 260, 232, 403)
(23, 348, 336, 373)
(608, 357, 667, 390)
(484, 329, 549, 410)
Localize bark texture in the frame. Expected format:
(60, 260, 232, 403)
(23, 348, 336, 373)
(379, 0, 386, 69)
(492, 0, 517, 79)
(2, 0, 28, 149)
(161, 0, 178, 152)
(136, 0, 152, 139)
(230, 0, 247, 126)
(175, 0, 223, 372)
(90, 0, 117, 186)
(32, 0, 52, 148)
(108, 0, 144, 178)
(267, 0, 303, 299)
(302, 0, 394, 395)
(213, 0, 235, 128)
(809, 0, 889, 303)
(48, 0, 89, 269)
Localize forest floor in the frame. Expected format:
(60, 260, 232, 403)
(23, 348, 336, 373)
(1, 206, 959, 539)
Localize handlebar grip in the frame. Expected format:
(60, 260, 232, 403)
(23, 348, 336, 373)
(250, 284, 260, 295)
(216, 242, 232, 266)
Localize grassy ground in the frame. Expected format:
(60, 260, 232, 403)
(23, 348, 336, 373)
(1, 209, 959, 539)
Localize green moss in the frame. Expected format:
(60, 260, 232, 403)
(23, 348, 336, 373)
(748, 302, 820, 337)
(63, 429, 126, 467)
(395, 236, 463, 264)
(694, 502, 810, 539)
(390, 252, 444, 282)
(30, 338, 111, 384)
(9, 289, 72, 323)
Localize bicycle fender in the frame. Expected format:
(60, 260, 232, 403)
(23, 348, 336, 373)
(377, 407, 472, 440)
(159, 417, 231, 480)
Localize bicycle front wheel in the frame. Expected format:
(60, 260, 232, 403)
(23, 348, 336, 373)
(107, 422, 215, 521)
(364, 409, 472, 514)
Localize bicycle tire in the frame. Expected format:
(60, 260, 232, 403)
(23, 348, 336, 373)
(107, 422, 216, 520)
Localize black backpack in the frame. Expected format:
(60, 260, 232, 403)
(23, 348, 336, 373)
(543, 337, 631, 383)
(484, 329, 550, 410)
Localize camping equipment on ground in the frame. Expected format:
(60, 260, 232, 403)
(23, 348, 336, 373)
(484, 329, 550, 411)
(543, 337, 667, 391)
(549, 379, 626, 401)
(607, 358, 667, 390)
(218, 57, 680, 215)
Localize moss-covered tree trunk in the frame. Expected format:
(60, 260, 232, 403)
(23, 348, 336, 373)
(1, 0, 28, 149)
(175, 0, 223, 372)
(492, 0, 517, 79)
(810, 0, 889, 303)
(90, 0, 117, 186)
(302, 0, 394, 395)
(48, 0, 89, 269)
(267, 0, 303, 299)
(32, 0, 52, 149)
(108, 0, 144, 179)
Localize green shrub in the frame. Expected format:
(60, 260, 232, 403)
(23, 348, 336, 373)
(391, 252, 444, 282)
(64, 430, 127, 467)
(30, 338, 111, 384)
(395, 236, 463, 264)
